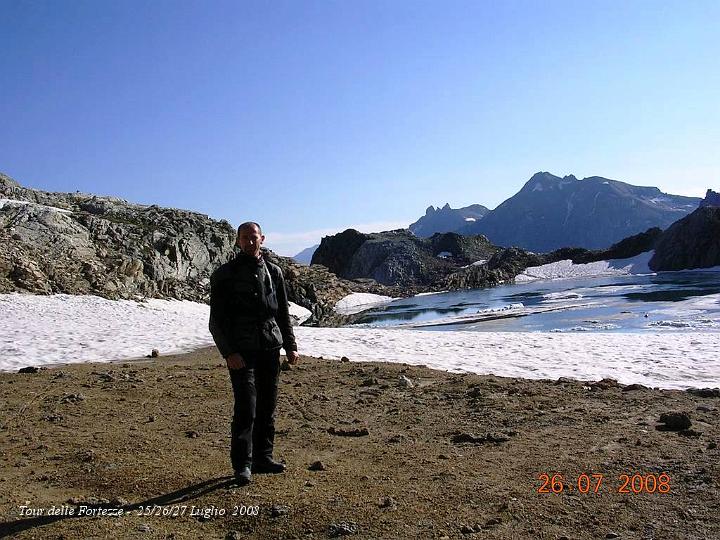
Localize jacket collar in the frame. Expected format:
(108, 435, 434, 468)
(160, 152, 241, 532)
(235, 250, 264, 266)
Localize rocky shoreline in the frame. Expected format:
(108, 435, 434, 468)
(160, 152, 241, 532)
(1, 348, 718, 539)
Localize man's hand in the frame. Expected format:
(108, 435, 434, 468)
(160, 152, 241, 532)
(287, 350, 300, 365)
(226, 353, 246, 370)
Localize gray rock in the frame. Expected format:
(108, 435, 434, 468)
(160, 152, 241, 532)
(398, 375, 414, 388)
(696, 405, 715, 413)
(687, 388, 720, 398)
(622, 383, 648, 392)
(328, 427, 369, 437)
(18, 366, 40, 374)
(328, 521, 358, 537)
(658, 412, 692, 431)
(451, 432, 510, 444)
(378, 496, 396, 509)
(591, 378, 621, 390)
(270, 504, 290, 518)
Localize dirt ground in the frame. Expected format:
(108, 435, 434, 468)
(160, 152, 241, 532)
(0, 347, 718, 539)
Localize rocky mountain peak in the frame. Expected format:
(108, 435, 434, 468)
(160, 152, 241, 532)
(522, 171, 562, 191)
(409, 202, 490, 238)
(700, 189, 720, 208)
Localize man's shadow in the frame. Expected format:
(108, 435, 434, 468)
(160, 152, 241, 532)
(0, 475, 238, 538)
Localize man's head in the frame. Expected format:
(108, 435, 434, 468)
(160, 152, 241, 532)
(236, 222, 265, 258)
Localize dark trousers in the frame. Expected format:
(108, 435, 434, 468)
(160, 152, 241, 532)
(228, 348, 281, 471)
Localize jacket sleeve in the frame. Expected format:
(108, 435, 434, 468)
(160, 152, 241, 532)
(209, 270, 234, 358)
(274, 267, 298, 352)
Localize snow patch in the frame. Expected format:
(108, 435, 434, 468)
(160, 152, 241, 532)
(515, 251, 654, 282)
(289, 302, 312, 324)
(334, 293, 396, 315)
(0, 198, 71, 214)
(1, 293, 718, 389)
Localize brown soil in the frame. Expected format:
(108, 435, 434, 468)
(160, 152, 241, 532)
(0, 348, 718, 539)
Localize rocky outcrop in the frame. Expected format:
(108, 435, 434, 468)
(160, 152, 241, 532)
(700, 189, 720, 208)
(649, 206, 720, 271)
(444, 248, 544, 289)
(445, 227, 662, 290)
(547, 227, 662, 265)
(311, 229, 498, 287)
(1, 176, 236, 302)
(0, 173, 384, 326)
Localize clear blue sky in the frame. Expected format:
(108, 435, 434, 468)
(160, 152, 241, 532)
(1, 0, 718, 255)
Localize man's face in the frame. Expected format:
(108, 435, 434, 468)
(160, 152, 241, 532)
(237, 225, 265, 258)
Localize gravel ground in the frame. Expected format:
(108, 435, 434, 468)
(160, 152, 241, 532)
(1, 347, 718, 539)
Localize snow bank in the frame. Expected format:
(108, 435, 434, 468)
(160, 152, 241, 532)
(516, 251, 654, 282)
(1, 293, 719, 390)
(0, 198, 71, 213)
(333, 293, 396, 315)
(289, 302, 312, 324)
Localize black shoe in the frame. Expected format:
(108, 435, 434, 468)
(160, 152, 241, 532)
(233, 466, 252, 486)
(252, 458, 286, 474)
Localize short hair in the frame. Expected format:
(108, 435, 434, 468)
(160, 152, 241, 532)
(237, 221, 262, 235)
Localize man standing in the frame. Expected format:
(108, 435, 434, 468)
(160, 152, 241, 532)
(209, 221, 299, 486)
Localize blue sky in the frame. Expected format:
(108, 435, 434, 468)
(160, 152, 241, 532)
(1, 0, 718, 255)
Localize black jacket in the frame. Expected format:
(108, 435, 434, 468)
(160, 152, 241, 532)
(209, 251, 297, 356)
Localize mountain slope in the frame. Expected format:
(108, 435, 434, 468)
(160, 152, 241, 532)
(460, 172, 700, 251)
(292, 244, 319, 265)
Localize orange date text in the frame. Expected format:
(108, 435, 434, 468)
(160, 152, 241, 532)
(537, 472, 671, 494)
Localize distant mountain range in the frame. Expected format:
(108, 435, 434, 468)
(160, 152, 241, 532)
(409, 203, 489, 237)
(311, 188, 720, 289)
(292, 244, 319, 265)
(411, 172, 701, 252)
